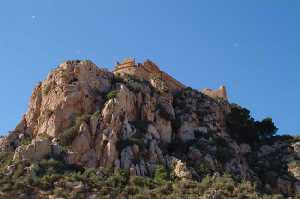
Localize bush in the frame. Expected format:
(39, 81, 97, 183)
(214, 137, 233, 164)
(42, 84, 51, 96)
(256, 118, 278, 141)
(107, 169, 128, 188)
(36, 174, 60, 190)
(130, 176, 155, 189)
(38, 132, 51, 140)
(91, 111, 101, 121)
(226, 104, 278, 145)
(226, 104, 257, 144)
(195, 162, 213, 176)
(0, 160, 280, 198)
(154, 166, 169, 184)
(106, 90, 119, 101)
(58, 113, 91, 146)
(112, 75, 124, 84)
(130, 120, 150, 133)
(20, 137, 32, 146)
(58, 126, 77, 146)
(0, 152, 14, 171)
(271, 194, 284, 199)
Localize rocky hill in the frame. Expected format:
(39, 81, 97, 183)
(0, 59, 299, 199)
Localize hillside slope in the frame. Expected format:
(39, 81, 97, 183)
(0, 59, 299, 199)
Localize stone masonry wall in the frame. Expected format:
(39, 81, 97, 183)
(113, 58, 186, 93)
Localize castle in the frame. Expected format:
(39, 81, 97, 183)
(113, 58, 228, 101)
(202, 86, 228, 101)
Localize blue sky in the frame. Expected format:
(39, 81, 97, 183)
(0, 0, 299, 135)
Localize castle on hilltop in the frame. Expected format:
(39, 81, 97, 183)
(113, 58, 228, 100)
(202, 86, 228, 101)
(113, 58, 186, 93)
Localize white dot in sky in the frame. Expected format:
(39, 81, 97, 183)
(31, 16, 36, 19)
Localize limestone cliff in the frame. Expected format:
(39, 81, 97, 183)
(0, 59, 299, 199)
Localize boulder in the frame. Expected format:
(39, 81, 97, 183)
(172, 159, 192, 179)
(13, 138, 51, 161)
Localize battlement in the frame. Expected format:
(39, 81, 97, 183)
(202, 86, 228, 101)
(114, 58, 185, 93)
(115, 58, 136, 69)
(114, 59, 229, 101)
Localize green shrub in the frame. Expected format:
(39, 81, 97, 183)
(195, 162, 213, 176)
(226, 104, 278, 145)
(125, 186, 139, 195)
(42, 84, 51, 96)
(106, 90, 119, 101)
(0, 152, 14, 171)
(154, 165, 169, 184)
(54, 187, 68, 198)
(107, 169, 128, 188)
(214, 137, 233, 164)
(212, 174, 235, 192)
(112, 75, 124, 84)
(58, 126, 77, 146)
(91, 111, 101, 120)
(59, 113, 91, 146)
(130, 176, 155, 189)
(198, 174, 239, 195)
(130, 120, 150, 133)
(271, 194, 284, 199)
(20, 137, 32, 146)
(256, 118, 278, 141)
(38, 132, 51, 140)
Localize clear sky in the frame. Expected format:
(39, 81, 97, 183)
(0, 0, 299, 135)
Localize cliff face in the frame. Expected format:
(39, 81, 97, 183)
(3, 60, 230, 171)
(0, 59, 299, 198)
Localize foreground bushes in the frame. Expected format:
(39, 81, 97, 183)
(0, 155, 286, 199)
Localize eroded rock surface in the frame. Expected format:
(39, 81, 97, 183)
(1, 58, 299, 198)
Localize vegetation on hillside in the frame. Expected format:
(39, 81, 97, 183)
(226, 104, 278, 145)
(0, 154, 291, 199)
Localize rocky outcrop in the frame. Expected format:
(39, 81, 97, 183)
(13, 138, 51, 162)
(172, 158, 193, 179)
(24, 60, 112, 138)
(2, 58, 299, 198)
(1, 59, 235, 174)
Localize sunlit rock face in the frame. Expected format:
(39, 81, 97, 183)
(3, 58, 299, 197)
(0, 59, 235, 174)
(24, 60, 113, 138)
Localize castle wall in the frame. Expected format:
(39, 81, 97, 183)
(114, 59, 229, 100)
(202, 86, 228, 101)
(113, 60, 185, 93)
